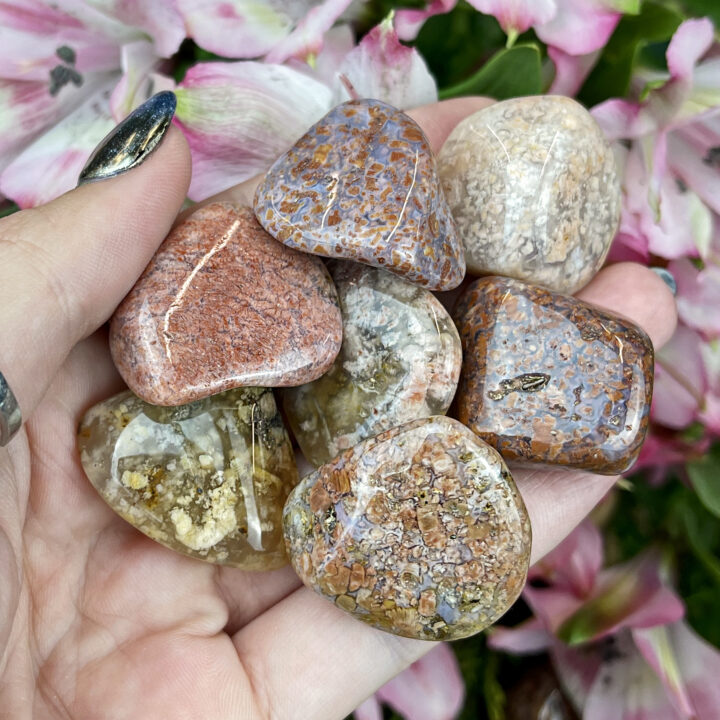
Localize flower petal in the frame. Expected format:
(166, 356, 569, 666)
(667, 119, 720, 216)
(297, 24, 355, 87)
(535, 0, 621, 56)
(666, 18, 714, 82)
(556, 551, 685, 645)
(634, 621, 720, 719)
(264, 0, 354, 63)
(0, 83, 115, 207)
(109, 41, 162, 121)
(174, 61, 332, 200)
(375, 643, 465, 720)
(591, 99, 656, 141)
(671, 257, 720, 337)
(333, 16, 437, 109)
(394, 0, 458, 41)
(583, 631, 684, 720)
(176, 0, 309, 58)
(488, 617, 553, 654)
(89, 0, 185, 57)
(548, 46, 601, 96)
(550, 639, 605, 713)
(353, 696, 383, 720)
(531, 521, 604, 598)
(467, 0, 556, 37)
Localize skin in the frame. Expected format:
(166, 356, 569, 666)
(0, 98, 677, 720)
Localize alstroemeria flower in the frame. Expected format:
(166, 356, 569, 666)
(489, 522, 719, 720)
(593, 18, 720, 262)
(174, 17, 437, 200)
(353, 643, 464, 720)
(0, 0, 185, 207)
(175, 0, 354, 60)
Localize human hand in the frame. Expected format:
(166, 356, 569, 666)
(0, 98, 676, 719)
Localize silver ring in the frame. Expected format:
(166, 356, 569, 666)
(0, 371, 22, 447)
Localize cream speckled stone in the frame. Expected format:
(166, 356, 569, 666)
(438, 96, 621, 293)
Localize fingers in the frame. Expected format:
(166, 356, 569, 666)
(0, 127, 191, 422)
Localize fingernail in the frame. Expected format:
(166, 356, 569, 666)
(651, 267, 677, 296)
(78, 91, 176, 185)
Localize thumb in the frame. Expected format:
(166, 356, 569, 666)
(0, 93, 191, 433)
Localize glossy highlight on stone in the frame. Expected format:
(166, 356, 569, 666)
(254, 99, 465, 291)
(110, 203, 342, 406)
(283, 416, 531, 641)
(78, 387, 298, 569)
(454, 277, 654, 474)
(284, 261, 462, 467)
(438, 96, 621, 294)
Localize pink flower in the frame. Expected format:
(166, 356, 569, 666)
(0, 0, 185, 207)
(487, 522, 720, 719)
(354, 643, 465, 720)
(175, 0, 352, 60)
(173, 17, 437, 200)
(592, 18, 720, 263)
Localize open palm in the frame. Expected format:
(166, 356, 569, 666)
(0, 99, 677, 720)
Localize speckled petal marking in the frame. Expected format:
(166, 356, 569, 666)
(78, 388, 298, 569)
(110, 203, 343, 406)
(438, 95, 621, 294)
(283, 261, 462, 467)
(253, 99, 465, 291)
(283, 416, 531, 641)
(454, 277, 654, 474)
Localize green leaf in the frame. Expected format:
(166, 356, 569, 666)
(687, 444, 720, 518)
(414, 3, 506, 89)
(678, 0, 720, 27)
(578, 0, 684, 106)
(0, 201, 19, 218)
(439, 44, 542, 100)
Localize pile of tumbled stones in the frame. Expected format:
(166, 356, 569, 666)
(78, 95, 653, 642)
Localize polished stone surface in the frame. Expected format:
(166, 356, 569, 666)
(283, 416, 531, 640)
(78, 91, 176, 185)
(454, 277, 654, 474)
(110, 203, 342, 406)
(284, 262, 462, 467)
(78, 388, 298, 569)
(254, 99, 465, 291)
(438, 96, 620, 293)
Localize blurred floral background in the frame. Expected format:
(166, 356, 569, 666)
(1, 0, 719, 718)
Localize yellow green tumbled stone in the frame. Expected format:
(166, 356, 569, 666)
(78, 387, 298, 569)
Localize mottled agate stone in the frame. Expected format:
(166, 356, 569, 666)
(283, 262, 462, 467)
(78, 388, 298, 569)
(438, 96, 620, 293)
(110, 203, 342, 406)
(454, 277, 654, 474)
(283, 416, 531, 641)
(254, 99, 465, 291)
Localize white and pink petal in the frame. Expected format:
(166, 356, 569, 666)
(467, 0, 556, 39)
(264, 0, 354, 64)
(394, 0, 458, 41)
(333, 16, 437, 109)
(174, 61, 333, 200)
(0, 84, 116, 207)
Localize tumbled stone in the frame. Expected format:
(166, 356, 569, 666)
(454, 277, 654, 474)
(283, 416, 531, 640)
(110, 202, 342, 406)
(78, 387, 298, 569)
(284, 262, 462, 467)
(438, 96, 621, 294)
(253, 99, 465, 291)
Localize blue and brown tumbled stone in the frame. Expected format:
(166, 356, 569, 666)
(283, 416, 531, 641)
(454, 277, 654, 475)
(253, 99, 465, 291)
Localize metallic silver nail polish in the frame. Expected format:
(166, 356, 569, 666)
(77, 91, 176, 185)
(0, 371, 22, 447)
(651, 267, 677, 296)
